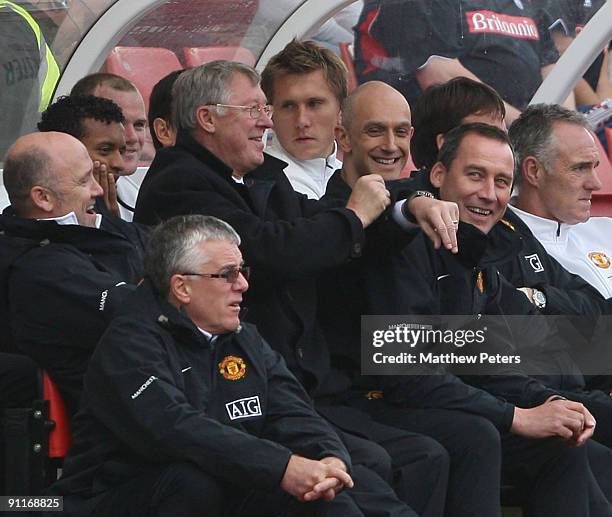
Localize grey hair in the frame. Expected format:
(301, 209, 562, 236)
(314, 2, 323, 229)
(145, 215, 241, 296)
(3, 145, 57, 216)
(508, 103, 589, 187)
(172, 60, 261, 132)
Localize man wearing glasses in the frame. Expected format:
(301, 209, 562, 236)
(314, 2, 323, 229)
(50, 215, 415, 517)
(135, 60, 458, 513)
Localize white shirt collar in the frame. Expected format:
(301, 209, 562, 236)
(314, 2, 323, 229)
(508, 205, 569, 242)
(39, 211, 102, 229)
(266, 134, 340, 168)
(197, 326, 217, 345)
(265, 132, 341, 199)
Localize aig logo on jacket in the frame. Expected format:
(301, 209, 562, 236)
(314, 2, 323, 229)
(226, 396, 262, 421)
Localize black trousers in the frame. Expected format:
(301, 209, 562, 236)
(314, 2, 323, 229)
(86, 462, 414, 517)
(352, 402, 502, 517)
(318, 403, 449, 517)
(358, 398, 612, 517)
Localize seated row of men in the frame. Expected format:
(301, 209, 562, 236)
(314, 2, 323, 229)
(1, 39, 612, 516)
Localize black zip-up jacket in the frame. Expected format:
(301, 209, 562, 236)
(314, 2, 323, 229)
(50, 281, 351, 514)
(134, 132, 417, 400)
(364, 219, 577, 416)
(135, 131, 367, 396)
(321, 171, 565, 431)
(0, 208, 148, 414)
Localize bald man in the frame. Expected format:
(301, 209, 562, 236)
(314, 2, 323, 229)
(0, 132, 148, 414)
(320, 83, 529, 517)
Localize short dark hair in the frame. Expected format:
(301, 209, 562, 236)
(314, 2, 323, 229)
(38, 95, 125, 139)
(438, 123, 513, 172)
(70, 72, 138, 96)
(148, 69, 185, 150)
(261, 39, 348, 104)
(411, 77, 506, 169)
(508, 103, 589, 187)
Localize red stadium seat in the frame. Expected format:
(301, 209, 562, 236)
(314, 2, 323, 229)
(606, 126, 612, 162)
(104, 46, 183, 110)
(3, 370, 73, 494)
(339, 42, 358, 93)
(183, 46, 256, 67)
(42, 371, 72, 459)
(591, 136, 612, 216)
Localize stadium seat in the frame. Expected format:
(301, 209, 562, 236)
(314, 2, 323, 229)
(104, 46, 183, 109)
(183, 46, 256, 67)
(3, 370, 72, 494)
(591, 136, 612, 216)
(605, 126, 612, 162)
(339, 42, 358, 93)
(42, 371, 72, 459)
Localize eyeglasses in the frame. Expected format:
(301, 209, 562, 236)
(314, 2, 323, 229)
(181, 266, 251, 284)
(210, 103, 273, 119)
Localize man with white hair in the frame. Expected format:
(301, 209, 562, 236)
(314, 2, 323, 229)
(49, 214, 415, 517)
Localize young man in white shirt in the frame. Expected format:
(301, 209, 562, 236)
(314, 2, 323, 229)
(261, 39, 346, 199)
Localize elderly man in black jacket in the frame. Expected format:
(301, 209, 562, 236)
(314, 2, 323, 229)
(49, 215, 415, 517)
(1, 132, 148, 414)
(134, 60, 461, 516)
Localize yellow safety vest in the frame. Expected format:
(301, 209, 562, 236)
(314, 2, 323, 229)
(0, 0, 60, 111)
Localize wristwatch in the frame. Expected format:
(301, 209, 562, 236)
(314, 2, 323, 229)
(532, 288, 547, 310)
(402, 190, 435, 222)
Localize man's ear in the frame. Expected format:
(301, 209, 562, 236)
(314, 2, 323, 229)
(169, 274, 191, 305)
(430, 162, 446, 188)
(435, 133, 445, 151)
(336, 125, 351, 153)
(29, 186, 55, 213)
(195, 105, 215, 133)
(153, 118, 174, 147)
(522, 156, 544, 188)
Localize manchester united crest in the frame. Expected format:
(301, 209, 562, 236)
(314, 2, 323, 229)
(219, 355, 246, 381)
(588, 252, 611, 269)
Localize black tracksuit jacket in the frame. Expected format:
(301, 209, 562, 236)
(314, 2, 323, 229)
(0, 208, 148, 414)
(50, 281, 351, 514)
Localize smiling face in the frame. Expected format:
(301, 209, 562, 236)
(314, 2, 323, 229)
(50, 137, 104, 227)
(79, 118, 127, 177)
(271, 70, 341, 160)
(206, 72, 273, 177)
(533, 122, 601, 225)
(339, 83, 413, 180)
(93, 85, 146, 174)
(181, 240, 249, 334)
(431, 132, 514, 234)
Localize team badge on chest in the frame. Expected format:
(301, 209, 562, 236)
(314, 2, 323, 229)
(219, 355, 246, 380)
(588, 252, 611, 269)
